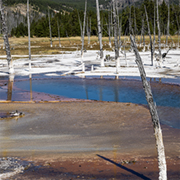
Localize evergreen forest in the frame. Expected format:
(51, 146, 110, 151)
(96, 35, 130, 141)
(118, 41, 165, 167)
(10, 0, 180, 38)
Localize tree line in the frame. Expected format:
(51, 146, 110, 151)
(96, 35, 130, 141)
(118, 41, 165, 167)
(10, 0, 180, 38)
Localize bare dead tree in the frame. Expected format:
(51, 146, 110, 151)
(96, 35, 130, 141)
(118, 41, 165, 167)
(0, 0, 14, 73)
(119, 14, 122, 50)
(130, 35, 167, 180)
(48, 7, 53, 47)
(57, 19, 61, 47)
(27, 0, 31, 70)
(86, 16, 91, 45)
(86, 17, 90, 45)
(108, 6, 112, 48)
(96, 0, 103, 59)
(156, 0, 162, 62)
(77, 10, 82, 41)
(133, 1, 137, 41)
(166, 0, 170, 47)
(112, 0, 119, 60)
(173, 5, 180, 48)
(144, 5, 153, 66)
(141, 15, 146, 51)
(81, 0, 87, 57)
(153, 0, 156, 53)
(89, 17, 91, 45)
(129, 4, 132, 35)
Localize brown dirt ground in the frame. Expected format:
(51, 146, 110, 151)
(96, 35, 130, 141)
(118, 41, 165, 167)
(0, 101, 179, 180)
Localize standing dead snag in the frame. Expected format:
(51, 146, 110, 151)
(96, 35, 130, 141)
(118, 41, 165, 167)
(130, 35, 167, 180)
(166, 0, 170, 47)
(0, 0, 13, 73)
(27, 0, 31, 70)
(156, 0, 162, 63)
(57, 19, 61, 47)
(48, 7, 53, 47)
(144, 5, 153, 66)
(112, 0, 119, 60)
(96, 0, 103, 59)
(81, 0, 87, 58)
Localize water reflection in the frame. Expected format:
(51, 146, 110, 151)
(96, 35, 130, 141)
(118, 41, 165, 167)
(99, 86, 103, 101)
(5, 74, 33, 101)
(29, 73, 33, 101)
(14, 77, 180, 108)
(114, 80, 119, 102)
(7, 74, 14, 101)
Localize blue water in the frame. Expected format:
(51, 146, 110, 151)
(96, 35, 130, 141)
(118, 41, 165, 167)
(1, 76, 180, 129)
(14, 77, 180, 108)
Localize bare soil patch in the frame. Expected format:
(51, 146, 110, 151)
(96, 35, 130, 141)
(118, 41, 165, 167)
(0, 101, 179, 179)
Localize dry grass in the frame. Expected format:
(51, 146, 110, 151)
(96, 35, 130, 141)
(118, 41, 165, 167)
(0, 35, 179, 57)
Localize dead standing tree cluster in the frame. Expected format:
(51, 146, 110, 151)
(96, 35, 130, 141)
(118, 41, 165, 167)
(0, 0, 14, 74)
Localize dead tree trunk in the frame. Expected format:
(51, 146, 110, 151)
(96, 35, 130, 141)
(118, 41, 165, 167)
(144, 5, 153, 66)
(96, 0, 103, 59)
(108, 8, 112, 48)
(129, 5, 132, 35)
(81, 0, 87, 57)
(48, 7, 53, 47)
(27, 0, 31, 70)
(0, 0, 13, 73)
(113, 0, 119, 60)
(89, 17, 91, 45)
(153, 0, 156, 53)
(133, 1, 137, 41)
(156, 0, 162, 62)
(77, 10, 82, 41)
(57, 20, 61, 47)
(141, 15, 145, 51)
(87, 17, 90, 45)
(166, 1, 170, 47)
(130, 35, 167, 180)
(173, 5, 180, 48)
(7, 74, 14, 101)
(119, 14, 122, 50)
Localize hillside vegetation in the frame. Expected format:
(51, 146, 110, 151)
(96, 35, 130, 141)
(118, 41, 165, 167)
(11, 0, 180, 39)
(5, 0, 107, 12)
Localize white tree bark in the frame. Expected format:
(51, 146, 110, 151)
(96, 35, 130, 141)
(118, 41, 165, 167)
(141, 16, 145, 51)
(81, 0, 87, 57)
(153, 0, 156, 53)
(156, 0, 162, 61)
(48, 7, 53, 47)
(166, 0, 170, 47)
(173, 4, 180, 48)
(130, 35, 167, 180)
(133, 1, 137, 41)
(57, 20, 61, 47)
(144, 5, 153, 66)
(113, 0, 119, 60)
(77, 10, 82, 41)
(0, 0, 13, 73)
(96, 0, 103, 59)
(89, 17, 91, 45)
(27, 0, 31, 70)
(108, 7, 112, 48)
